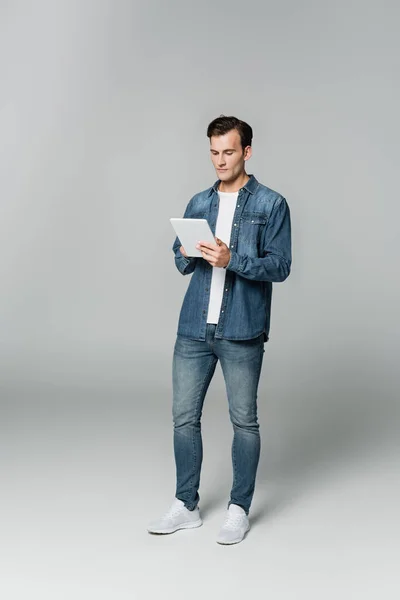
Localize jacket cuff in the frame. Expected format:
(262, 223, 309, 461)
(225, 250, 242, 273)
(181, 255, 192, 273)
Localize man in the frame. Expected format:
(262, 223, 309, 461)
(147, 115, 291, 544)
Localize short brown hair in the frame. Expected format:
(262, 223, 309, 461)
(207, 115, 253, 150)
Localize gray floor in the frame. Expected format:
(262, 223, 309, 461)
(1, 374, 399, 600)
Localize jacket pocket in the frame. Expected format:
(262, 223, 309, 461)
(240, 211, 267, 225)
(239, 212, 268, 253)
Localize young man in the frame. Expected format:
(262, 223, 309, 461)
(147, 115, 292, 544)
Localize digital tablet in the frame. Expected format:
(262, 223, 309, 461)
(170, 218, 216, 257)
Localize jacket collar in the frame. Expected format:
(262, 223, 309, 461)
(208, 173, 259, 197)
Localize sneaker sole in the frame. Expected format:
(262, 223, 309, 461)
(216, 525, 250, 545)
(147, 519, 203, 535)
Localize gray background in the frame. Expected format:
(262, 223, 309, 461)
(1, 1, 399, 598)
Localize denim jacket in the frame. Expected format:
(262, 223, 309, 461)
(172, 174, 291, 342)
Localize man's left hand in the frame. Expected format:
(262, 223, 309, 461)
(196, 237, 231, 268)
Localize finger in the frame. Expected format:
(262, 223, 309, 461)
(202, 248, 218, 257)
(198, 241, 218, 250)
(202, 244, 219, 253)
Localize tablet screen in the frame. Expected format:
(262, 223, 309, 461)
(170, 218, 215, 257)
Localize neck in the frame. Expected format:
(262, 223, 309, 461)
(218, 172, 250, 193)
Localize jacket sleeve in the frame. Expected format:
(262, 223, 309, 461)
(226, 196, 292, 282)
(172, 197, 199, 275)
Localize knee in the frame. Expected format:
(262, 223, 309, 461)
(229, 408, 259, 432)
(173, 405, 201, 430)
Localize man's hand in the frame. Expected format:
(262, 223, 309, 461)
(180, 245, 188, 258)
(196, 237, 231, 268)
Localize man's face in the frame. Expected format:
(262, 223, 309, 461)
(210, 129, 251, 182)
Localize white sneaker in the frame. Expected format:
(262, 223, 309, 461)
(216, 504, 250, 545)
(147, 498, 202, 534)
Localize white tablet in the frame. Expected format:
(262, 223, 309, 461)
(170, 218, 215, 257)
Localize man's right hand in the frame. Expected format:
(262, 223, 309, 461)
(180, 245, 188, 258)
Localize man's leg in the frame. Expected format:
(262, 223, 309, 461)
(172, 328, 218, 510)
(216, 334, 264, 515)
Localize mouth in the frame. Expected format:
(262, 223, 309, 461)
(218, 169, 228, 172)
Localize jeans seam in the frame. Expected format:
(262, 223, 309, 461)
(189, 354, 216, 508)
(232, 431, 237, 491)
(229, 342, 264, 513)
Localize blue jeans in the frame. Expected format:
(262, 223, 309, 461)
(172, 323, 265, 515)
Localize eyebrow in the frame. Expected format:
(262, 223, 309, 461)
(210, 148, 236, 152)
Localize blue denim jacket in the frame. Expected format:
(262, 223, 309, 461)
(172, 174, 291, 342)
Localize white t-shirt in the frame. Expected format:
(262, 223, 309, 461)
(206, 190, 238, 324)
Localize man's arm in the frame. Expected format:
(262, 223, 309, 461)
(226, 196, 292, 282)
(172, 197, 199, 275)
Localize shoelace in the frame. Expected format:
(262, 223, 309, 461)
(223, 514, 247, 530)
(162, 504, 185, 520)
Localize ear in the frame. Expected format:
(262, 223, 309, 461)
(243, 145, 252, 161)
